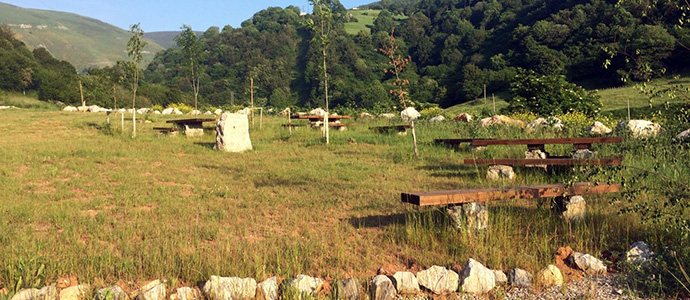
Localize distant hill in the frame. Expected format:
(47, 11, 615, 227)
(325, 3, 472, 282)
(145, 31, 202, 49)
(0, 2, 164, 72)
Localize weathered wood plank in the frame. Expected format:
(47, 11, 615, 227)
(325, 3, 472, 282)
(470, 137, 622, 146)
(463, 157, 623, 166)
(401, 182, 620, 206)
(434, 138, 479, 145)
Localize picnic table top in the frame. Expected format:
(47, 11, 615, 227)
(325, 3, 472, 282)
(290, 114, 350, 120)
(166, 118, 217, 124)
(463, 157, 623, 166)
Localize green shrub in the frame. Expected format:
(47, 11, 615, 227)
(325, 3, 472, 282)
(167, 102, 194, 113)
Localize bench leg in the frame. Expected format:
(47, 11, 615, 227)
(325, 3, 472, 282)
(447, 202, 488, 231)
(554, 196, 586, 221)
(184, 124, 204, 137)
(525, 149, 549, 169)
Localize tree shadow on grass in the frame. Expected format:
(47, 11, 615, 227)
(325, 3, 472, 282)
(193, 142, 216, 149)
(418, 163, 479, 178)
(344, 213, 408, 228)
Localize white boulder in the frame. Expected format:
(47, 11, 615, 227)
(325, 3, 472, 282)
(203, 276, 256, 300)
(459, 259, 496, 294)
(371, 275, 396, 300)
(162, 108, 174, 115)
(400, 107, 420, 122)
(526, 117, 563, 132)
(479, 115, 524, 127)
(309, 108, 327, 116)
(215, 113, 252, 153)
(453, 113, 473, 123)
(677, 128, 690, 140)
(429, 115, 446, 123)
(392, 271, 420, 294)
(63, 106, 78, 112)
(617, 120, 661, 138)
(588, 121, 612, 135)
(416, 265, 459, 294)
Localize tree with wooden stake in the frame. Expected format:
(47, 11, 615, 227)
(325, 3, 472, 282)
(126, 23, 147, 138)
(175, 25, 203, 112)
(306, 0, 332, 144)
(380, 27, 418, 159)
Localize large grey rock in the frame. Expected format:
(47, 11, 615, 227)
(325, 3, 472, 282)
(59, 284, 90, 300)
(677, 128, 690, 141)
(459, 259, 496, 294)
(11, 289, 38, 300)
(162, 108, 174, 115)
(487, 165, 515, 181)
(416, 265, 459, 294)
(392, 271, 420, 294)
(588, 121, 612, 135)
(492, 270, 507, 285)
(287, 275, 323, 295)
(401, 107, 420, 122)
(447, 203, 488, 231)
(136, 108, 151, 114)
(255, 277, 278, 300)
(135, 280, 166, 300)
(536, 265, 564, 286)
(453, 113, 472, 123)
(478, 115, 524, 127)
(526, 117, 563, 132)
(617, 120, 662, 138)
(335, 278, 360, 300)
(63, 106, 78, 112)
(203, 276, 256, 300)
(175, 287, 202, 300)
(626, 241, 654, 267)
(371, 275, 396, 300)
(97, 286, 129, 300)
(215, 113, 253, 152)
(507, 268, 532, 288)
(309, 108, 327, 116)
(557, 196, 587, 221)
(429, 115, 445, 123)
(569, 252, 607, 275)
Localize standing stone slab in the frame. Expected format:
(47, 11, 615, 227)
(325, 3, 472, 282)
(416, 266, 459, 294)
(215, 113, 253, 153)
(507, 269, 532, 288)
(256, 277, 278, 300)
(203, 276, 256, 300)
(536, 265, 563, 286)
(459, 259, 496, 294)
(447, 203, 489, 231)
(335, 278, 360, 300)
(176, 287, 202, 300)
(371, 275, 396, 300)
(556, 196, 587, 221)
(392, 272, 420, 294)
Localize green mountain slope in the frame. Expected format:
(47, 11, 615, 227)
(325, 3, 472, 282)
(0, 2, 163, 72)
(145, 31, 203, 49)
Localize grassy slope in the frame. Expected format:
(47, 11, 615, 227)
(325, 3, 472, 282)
(344, 9, 407, 35)
(0, 2, 164, 71)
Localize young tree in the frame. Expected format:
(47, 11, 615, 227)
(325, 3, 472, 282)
(126, 23, 147, 137)
(175, 25, 203, 111)
(21, 68, 32, 95)
(380, 27, 418, 159)
(306, 0, 333, 144)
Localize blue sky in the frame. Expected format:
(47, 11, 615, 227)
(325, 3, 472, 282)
(3, 0, 375, 32)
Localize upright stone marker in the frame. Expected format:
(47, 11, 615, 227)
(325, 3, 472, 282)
(215, 112, 252, 152)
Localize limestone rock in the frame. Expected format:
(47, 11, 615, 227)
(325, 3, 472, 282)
(526, 117, 563, 132)
(12, 289, 38, 300)
(309, 108, 327, 116)
(88, 105, 102, 113)
(256, 277, 278, 300)
(335, 278, 360, 300)
(135, 280, 166, 300)
(536, 265, 564, 286)
(447, 203, 488, 231)
(136, 108, 151, 114)
(401, 107, 420, 122)
(617, 120, 662, 138)
(190, 110, 201, 115)
(392, 271, 420, 294)
(525, 149, 548, 169)
(203, 276, 256, 300)
(588, 121, 612, 135)
(459, 259, 496, 294)
(677, 128, 690, 141)
(478, 115, 524, 127)
(59, 284, 90, 300)
(626, 241, 654, 267)
(175, 287, 202, 300)
(162, 108, 173, 115)
(36, 286, 58, 300)
(378, 113, 396, 119)
(153, 110, 161, 114)
(287, 275, 323, 295)
(569, 252, 607, 275)
(371, 275, 396, 300)
(507, 269, 531, 288)
(492, 270, 507, 285)
(558, 196, 586, 221)
(416, 265, 459, 294)
(429, 115, 445, 123)
(570, 149, 596, 159)
(359, 112, 373, 119)
(215, 113, 252, 152)
(173, 108, 183, 115)
(486, 165, 515, 181)
(453, 113, 472, 123)
(204, 111, 213, 115)
(63, 106, 78, 112)
(77, 106, 89, 112)
(96, 286, 129, 300)
(278, 108, 291, 116)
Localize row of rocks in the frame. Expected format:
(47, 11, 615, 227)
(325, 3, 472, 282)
(0, 105, 16, 109)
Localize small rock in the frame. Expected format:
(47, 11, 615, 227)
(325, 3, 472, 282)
(526, 117, 563, 132)
(97, 286, 129, 300)
(525, 149, 548, 169)
(401, 107, 420, 122)
(162, 108, 173, 115)
(677, 128, 690, 141)
(492, 270, 507, 285)
(453, 113, 472, 123)
(11, 289, 38, 300)
(256, 277, 278, 300)
(569, 252, 607, 275)
(429, 115, 445, 123)
(359, 112, 373, 119)
(557, 196, 587, 221)
(508, 268, 532, 288)
(309, 108, 327, 116)
(478, 115, 524, 127)
(416, 265, 459, 294)
(136, 108, 151, 114)
(214, 109, 224, 115)
(173, 108, 183, 115)
(175, 287, 202, 300)
(626, 241, 654, 267)
(59, 284, 90, 300)
(588, 121, 612, 135)
(190, 110, 201, 115)
(378, 113, 396, 119)
(36, 286, 58, 300)
(536, 265, 564, 286)
(487, 165, 515, 181)
(335, 278, 360, 300)
(135, 280, 166, 300)
(371, 275, 396, 300)
(204, 111, 213, 115)
(62, 106, 78, 112)
(153, 110, 161, 114)
(459, 259, 496, 294)
(287, 275, 323, 295)
(392, 271, 420, 294)
(570, 149, 596, 159)
(617, 120, 661, 138)
(203, 276, 256, 300)
(215, 113, 252, 152)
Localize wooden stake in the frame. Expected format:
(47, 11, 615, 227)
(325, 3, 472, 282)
(250, 76, 254, 128)
(121, 112, 124, 131)
(288, 108, 292, 135)
(411, 120, 419, 159)
(79, 80, 85, 108)
(260, 107, 263, 130)
(483, 84, 487, 104)
(113, 84, 117, 112)
(492, 93, 496, 114)
(627, 99, 631, 121)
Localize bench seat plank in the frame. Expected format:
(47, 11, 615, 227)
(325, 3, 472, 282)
(463, 157, 623, 166)
(401, 182, 620, 206)
(470, 137, 622, 146)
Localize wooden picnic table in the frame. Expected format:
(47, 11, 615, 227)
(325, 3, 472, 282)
(437, 137, 621, 151)
(165, 118, 217, 136)
(290, 114, 350, 122)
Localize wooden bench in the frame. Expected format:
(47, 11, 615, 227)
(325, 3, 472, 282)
(153, 126, 179, 136)
(166, 118, 216, 136)
(401, 182, 620, 206)
(371, 125, 411, 134)
(435, 138, 482, 146)
(464, 157, 623, 166)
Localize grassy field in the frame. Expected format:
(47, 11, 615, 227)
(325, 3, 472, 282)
(344, 9, 407, 35)
(1, 102, 688, 296)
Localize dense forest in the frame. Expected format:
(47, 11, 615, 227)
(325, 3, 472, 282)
(1, 0, 688, 111)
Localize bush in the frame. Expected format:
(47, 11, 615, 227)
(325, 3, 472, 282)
(167, 102, 194, 113)
(419, 106, 444, 119)
(508, 68, 601, 116)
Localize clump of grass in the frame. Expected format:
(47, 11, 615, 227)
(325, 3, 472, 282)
(0, 92, 59, 110)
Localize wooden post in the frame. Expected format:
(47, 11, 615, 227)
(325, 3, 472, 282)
(121, 112, 124, 131)
(287, 108, 292, 135)
(483, 84, 487, 105)
(250, 76, 254, 128)
(231, 91, 235, 106)
(113, 84, 117, 113)
(79, 80, 85, 108)
(106, 111, 111, 124)
(492, 93, 496, 115)
(411, 120, 419, 159)
(260, 107, 263, 130)
(627, 99, 631, 121)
